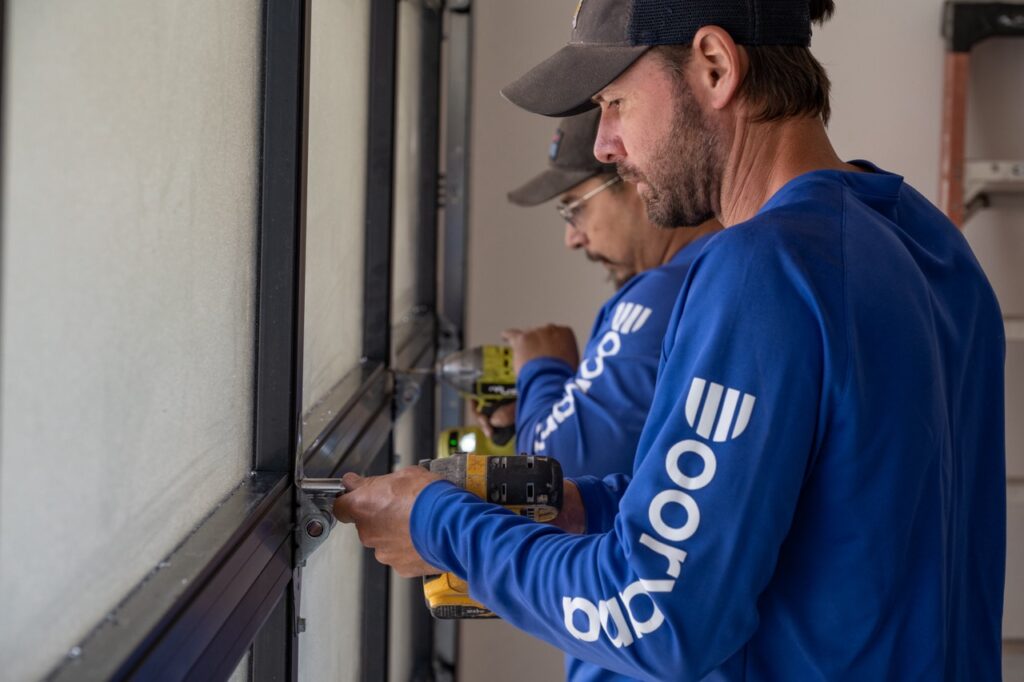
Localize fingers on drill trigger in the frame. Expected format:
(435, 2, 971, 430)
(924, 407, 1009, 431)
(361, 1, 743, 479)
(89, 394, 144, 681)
(475, 412, 494, 437)
(490, 405, 514, 428)
(333, 473, 365, 523)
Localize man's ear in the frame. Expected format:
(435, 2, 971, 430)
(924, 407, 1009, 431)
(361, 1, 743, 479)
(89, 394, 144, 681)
(689, 26, 746, 111)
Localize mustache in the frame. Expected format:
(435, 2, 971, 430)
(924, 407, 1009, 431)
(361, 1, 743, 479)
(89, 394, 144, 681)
(616, 162, 648, 185)
(584, 251, 632, 287)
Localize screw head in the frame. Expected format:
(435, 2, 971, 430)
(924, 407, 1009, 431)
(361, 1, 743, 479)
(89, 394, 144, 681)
(306, 519, 325, 538)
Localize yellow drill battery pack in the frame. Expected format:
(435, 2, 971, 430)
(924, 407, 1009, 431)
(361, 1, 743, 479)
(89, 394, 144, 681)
(422, 573, 491, 619)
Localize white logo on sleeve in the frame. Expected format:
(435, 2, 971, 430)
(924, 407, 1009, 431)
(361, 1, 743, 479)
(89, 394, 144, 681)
(560, 378, 756, 647)
(561, 439, 714, 648)
(684, 377, 756, 442)
(532, 301, 653, 453)
(611, 302, 653, 334)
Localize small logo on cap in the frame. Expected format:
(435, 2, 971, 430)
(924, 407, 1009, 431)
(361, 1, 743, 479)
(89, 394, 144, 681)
(572, 0, 584, 29)
(549, 129, 564, 160)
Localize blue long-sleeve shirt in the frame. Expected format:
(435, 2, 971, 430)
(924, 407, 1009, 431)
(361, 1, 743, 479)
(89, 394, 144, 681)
(516, 236, 713, 480)
(412, 164, 1006, 681)
(516, 235, 713, 682)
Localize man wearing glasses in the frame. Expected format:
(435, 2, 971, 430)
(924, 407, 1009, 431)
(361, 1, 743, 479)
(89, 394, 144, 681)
(335, 0, 1005, 678)
(488, 109, 719, 489)
(498, 108, 719, 682)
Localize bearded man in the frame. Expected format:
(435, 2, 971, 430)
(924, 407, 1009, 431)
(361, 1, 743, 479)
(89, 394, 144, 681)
(336, 2, 1006, 679)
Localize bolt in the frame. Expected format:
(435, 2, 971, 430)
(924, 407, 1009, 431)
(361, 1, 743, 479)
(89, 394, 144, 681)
(306, 519, 325, 538)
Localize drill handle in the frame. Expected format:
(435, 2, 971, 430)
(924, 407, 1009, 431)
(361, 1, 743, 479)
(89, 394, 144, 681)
(480, 398, 516, 446)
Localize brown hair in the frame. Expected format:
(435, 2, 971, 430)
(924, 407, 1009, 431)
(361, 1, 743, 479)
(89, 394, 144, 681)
(654, 1, 837, 125)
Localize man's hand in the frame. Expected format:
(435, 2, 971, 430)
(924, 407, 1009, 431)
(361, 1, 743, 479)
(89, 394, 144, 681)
(333, 466, 444, 578)
(503, 325, 580, 376)
(551, 480, 586, 534)
(472, 401, 516, 440)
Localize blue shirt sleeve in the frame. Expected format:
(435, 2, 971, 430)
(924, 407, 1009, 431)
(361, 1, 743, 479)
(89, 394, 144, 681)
(410, 229, 827, 680)
(515, 356, 576, 450)
(573, 474, 631, 535)
(515, 284, 672, 481)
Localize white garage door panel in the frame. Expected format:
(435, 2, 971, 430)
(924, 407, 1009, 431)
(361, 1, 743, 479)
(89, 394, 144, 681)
(302, 0, 370, 416)
(297, 1, 372, 680)
(0, 1, 262, 679)
(390, 410, 418, 682)
(389, 3, 427, 675)
(391, 0, 425, 322)
(297, 525, 365, 682)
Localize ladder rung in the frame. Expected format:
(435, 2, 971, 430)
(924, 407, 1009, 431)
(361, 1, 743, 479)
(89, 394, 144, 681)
(944, 2, 1024, 52)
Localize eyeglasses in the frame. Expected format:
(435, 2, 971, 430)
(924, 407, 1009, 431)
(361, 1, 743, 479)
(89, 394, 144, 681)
(556, 175, 622, 227)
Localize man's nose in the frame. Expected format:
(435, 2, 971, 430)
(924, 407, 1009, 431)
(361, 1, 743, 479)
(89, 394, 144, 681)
(564, 222, 587, 249)
(593, 113, 625, 165)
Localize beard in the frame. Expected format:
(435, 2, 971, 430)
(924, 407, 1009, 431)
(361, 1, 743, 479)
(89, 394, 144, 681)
(584, 250, 634, 289)
(617, 79, 723, 228)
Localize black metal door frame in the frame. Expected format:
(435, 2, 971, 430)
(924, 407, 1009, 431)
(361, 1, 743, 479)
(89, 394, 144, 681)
(38, 0, 451, 679)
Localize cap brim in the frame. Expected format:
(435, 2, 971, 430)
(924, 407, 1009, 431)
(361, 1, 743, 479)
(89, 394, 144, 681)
(501, 43, 649, 117)
(508, 167, 599, 207)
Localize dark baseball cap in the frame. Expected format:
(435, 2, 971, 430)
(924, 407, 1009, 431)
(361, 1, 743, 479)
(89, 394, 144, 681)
(507, 108, 617, 207)
(502, 0, 814, 117)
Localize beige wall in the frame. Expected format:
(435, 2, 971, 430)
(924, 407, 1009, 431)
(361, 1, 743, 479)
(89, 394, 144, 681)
(463, 0, 1024, 678)
(464, 0, 611, 350)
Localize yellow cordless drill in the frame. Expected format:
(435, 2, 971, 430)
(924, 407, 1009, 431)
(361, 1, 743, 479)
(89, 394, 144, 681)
(300, 446, 562, 621)
(434, 346, 517, 446)
(421, 428, 563, 619)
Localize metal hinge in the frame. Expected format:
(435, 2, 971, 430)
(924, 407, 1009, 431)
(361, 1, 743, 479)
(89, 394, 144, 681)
(296, 478, 347, 564)
(964, 160, 1024, 219)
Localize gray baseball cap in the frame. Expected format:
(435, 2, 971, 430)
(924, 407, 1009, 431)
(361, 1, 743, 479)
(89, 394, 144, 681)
(502, 0, 814, 117)
(507, 108, 617, 207)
